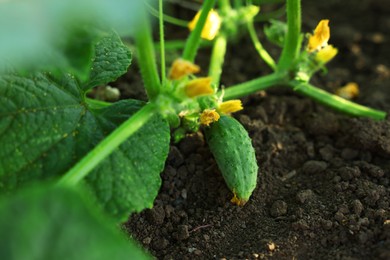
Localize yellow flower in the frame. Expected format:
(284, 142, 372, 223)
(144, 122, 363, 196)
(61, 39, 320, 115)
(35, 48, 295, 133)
(188, 9, 221, 41)
(168, 58, 200, 80)
(184, 77, 214, 98)
(335, 82, 359, 100)
(308, 19, 330, 52)
(200, 109, 220, 126)
(218, 100, 243, 114)
(315, 44, 338, 64)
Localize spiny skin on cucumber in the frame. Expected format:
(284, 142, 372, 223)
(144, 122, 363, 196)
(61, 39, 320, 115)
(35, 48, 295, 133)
(205, 116, 258, 206)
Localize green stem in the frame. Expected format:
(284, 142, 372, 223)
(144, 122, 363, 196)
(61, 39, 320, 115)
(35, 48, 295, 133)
(85, 98, 112, 110)
(154, 40, 213, 51)
(277, 0, 301, 71)
(289, 81, 387, 120)
(234, 0, 243, 8)
(222, 72, 287, 100)
(58, 103, 157, 186)
(145, 2, 188, 27)
(206, 0, 230, 89)
(135, 12, 161, 100)
(247, 20, 276, 70)
(159, 0, 166, 86)
(182, 0, 216, 62)
(208, 33, 227, 88)
(218, 0, 231, 14)
(253, 0, 285, 4)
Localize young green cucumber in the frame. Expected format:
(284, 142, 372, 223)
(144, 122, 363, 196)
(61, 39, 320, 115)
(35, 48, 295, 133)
(204, 115, 258, 205)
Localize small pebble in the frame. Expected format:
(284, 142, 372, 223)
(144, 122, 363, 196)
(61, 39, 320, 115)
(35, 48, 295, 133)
(296, 189, 315, 204)
(352, 199, 364, 215)
(339, 167, 356, 181)
(194, 249, 202, 256)
(341, 148, 359, 160)
(167, 146, 184, 167)
(322, 220, 333, 230)
(292, 220, 309, 230)
(175, 225, 189, 241)
(142, 237, 152, 245)
(302, 160, 328, 174)
(319, 145, 334, 161)
(145, 206, 165, 225)
(270, 200, 288, 217)
(181, 189, 188, 199)
(267, 242, 276, 251)
(151, 238, 169, 250)
(338, 204, 350, 214)
(334, 212, 346, 223)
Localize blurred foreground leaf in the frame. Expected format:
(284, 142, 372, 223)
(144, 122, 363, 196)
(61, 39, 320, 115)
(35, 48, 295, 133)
(0, 185, 151, 260)
(0, 0, 146, 73)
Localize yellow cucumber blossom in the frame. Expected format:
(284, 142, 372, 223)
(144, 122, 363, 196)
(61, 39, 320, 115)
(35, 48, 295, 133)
(336, 82, 360, 100)
(308, 19, 330, 52)
(184, 77, 214, 98)
(200, 109, 220, 126)
(218, 100, 243, 114)
(169, 58, 200, 80)
(188, 9, 221, 41)
(315, 44, 338, 64)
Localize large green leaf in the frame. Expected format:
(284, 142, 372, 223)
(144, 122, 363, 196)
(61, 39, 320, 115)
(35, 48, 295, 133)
(87, 101, 170, 221)
(0, 185, 151, 260)
(0, 72, 170, 221)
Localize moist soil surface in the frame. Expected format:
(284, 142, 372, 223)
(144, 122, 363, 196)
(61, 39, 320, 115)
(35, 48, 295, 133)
(121, 1, 390, 259)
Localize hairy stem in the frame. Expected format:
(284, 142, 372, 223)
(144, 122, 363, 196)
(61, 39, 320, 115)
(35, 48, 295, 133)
(277, 0, 301, 71)
(182, 0, 216, 62)
(208, 33, 227, 88)
(247, 20, 276, 70)
(159, 0, 166, 85)
(222, 72, 287, 100)
(145, 2, 188, 27)
(135, 11, 161, 100)
(289, 81, 386, 120)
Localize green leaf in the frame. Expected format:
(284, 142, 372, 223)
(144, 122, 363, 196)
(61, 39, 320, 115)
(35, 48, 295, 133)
(0, 185, 151, 260)
(87, 100, 170, 221)
(83, 32, 132, 90)
(61, 27, 97, 82)
(264, 19, 287, 47)
(0, 73, 170, 221)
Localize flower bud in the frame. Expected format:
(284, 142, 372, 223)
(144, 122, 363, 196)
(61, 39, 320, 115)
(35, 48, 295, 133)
(336, 82, 359, 100)
(184, 77, 214, 98)
(188, 9, 221, 41)
(218, 100, 243, 114)
(169, 58, 200, 80)
(315, 44, 338, 64)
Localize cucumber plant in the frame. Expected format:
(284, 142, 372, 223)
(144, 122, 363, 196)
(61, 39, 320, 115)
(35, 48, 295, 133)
(0, 0, 387, 258)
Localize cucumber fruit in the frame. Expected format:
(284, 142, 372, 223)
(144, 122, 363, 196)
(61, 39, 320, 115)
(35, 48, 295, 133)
(204, 115, 258, 205)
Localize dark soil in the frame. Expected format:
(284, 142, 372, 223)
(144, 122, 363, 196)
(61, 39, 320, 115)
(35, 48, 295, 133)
(122, 1, 390, 259)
